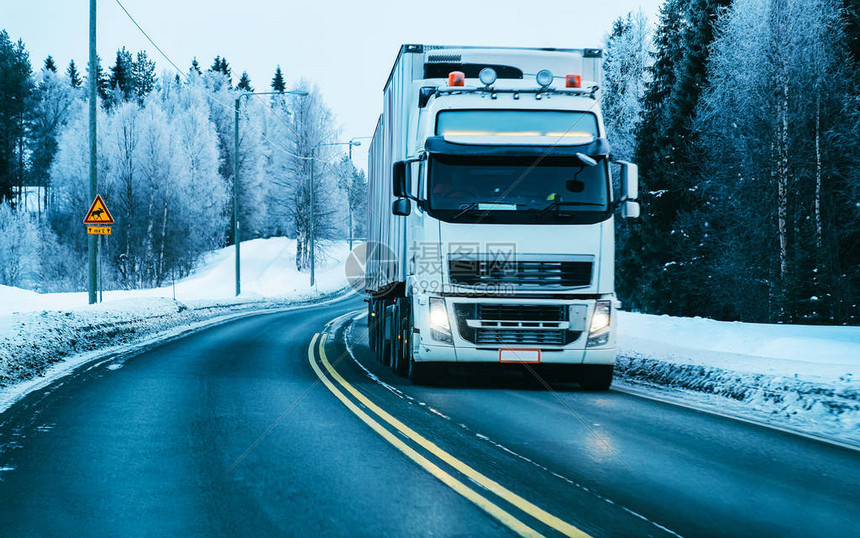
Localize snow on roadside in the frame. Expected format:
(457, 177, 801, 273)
(0, 238, 354, 407)
(0, 237, 350, 316)
(615, 312, 860, 447)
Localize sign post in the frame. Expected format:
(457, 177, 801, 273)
(84, 194, 114, 302)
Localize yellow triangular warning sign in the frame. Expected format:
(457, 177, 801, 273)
(83, 195, 115, 225)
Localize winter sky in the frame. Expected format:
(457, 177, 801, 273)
(3, 0, 663, 170)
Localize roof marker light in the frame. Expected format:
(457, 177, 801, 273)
(566, 74, 582, 88)
(448, 71, 465, 87)
(536, 69, 553, 88)
(479, 67, 497, 86)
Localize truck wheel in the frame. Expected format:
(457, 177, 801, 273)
(409, 358, 441, 386)
(367, 303, 377, 353)
(388, 310, 400, 370)
(393, 303, 411, 377)
(579, 365, 614, 391)
(380, 308, 392, 367)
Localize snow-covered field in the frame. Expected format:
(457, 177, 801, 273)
(615, 312, 860, 447)
(0, 238, 353, 408)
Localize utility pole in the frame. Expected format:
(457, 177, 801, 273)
(233, 89, 307, 296)
(233, 98, 240, 296)
(88, 0, 98, 305)
(309, 146, 315, 287)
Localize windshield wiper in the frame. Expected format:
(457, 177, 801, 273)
(534, 200, 605, 220)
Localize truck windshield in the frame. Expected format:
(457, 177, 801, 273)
(427, 154, 610, 225)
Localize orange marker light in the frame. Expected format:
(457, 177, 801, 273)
(448, 71, 466, 87)
(566, 74, 581, 88)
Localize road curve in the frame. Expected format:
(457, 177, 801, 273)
(0, 298, 857, 536)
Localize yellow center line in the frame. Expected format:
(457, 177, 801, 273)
(315, 333, 591, 538)
(306, 334, 542, 537)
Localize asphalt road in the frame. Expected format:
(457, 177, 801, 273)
(1, 296, 858, 536)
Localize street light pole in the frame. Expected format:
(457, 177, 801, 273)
(233, 89, 307, 296)
(87, 0, 98, 305)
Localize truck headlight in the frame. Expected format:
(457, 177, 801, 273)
(429, 297, 453, 343)
(587, 300, 611, 347)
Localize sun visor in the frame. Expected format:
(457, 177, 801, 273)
(424, 136, 610, 158)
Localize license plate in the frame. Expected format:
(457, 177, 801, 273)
(498, 348, 541, 363)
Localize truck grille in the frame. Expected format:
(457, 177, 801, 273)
(454, 304, 580, 347)
(449, 259, 593, 289)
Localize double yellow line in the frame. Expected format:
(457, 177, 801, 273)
(307, 332, 590, 538)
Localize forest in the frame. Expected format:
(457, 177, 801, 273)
(0, 40, 366, 292)
(602, 0, 860, 324)
(1, 0, 858, 325)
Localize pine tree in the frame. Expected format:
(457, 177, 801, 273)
(190, 57, 202, 76)
(44, 55, 57, 72)
(237, 71, 254, 92)
(0, 30, 34, 204)
(108, 47, 135, 104)
(67, 60, 82, 88)
(602, 10, 650, 162)
(620, 0, 730, 316)
(846, 0, 860, 63)
(271, 66, 286, 93)
(209, 55, 232, 87)
(95, 56, 110, 101)
(132, 50, 157, 103)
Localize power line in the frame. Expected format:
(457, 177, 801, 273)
(112, 0, 380, 228)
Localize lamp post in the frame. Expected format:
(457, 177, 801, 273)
(309, 139, 363, 286)
(234, 89, 307, 296)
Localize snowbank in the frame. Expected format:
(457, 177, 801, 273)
(615, 312, 860, 447)
(0, 237, 350, 315)
(0, 238, 353, 398)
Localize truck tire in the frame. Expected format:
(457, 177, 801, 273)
(408, 356, 443, 385)
(393, 306, 411, 378)
(579, 365, 614, 391)
(380, 307, 392, 367)
(388, 309, 400, 370)
(368, 303, 377, 354)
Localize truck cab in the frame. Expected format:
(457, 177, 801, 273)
(367, 45, 639, 389)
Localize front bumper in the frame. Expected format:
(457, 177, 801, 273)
(413, 295, 617, 365)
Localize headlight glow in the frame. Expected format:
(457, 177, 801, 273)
(429, 297, 453, 343)
(429, 298, 450, 331)
(587, 300, 612, 347)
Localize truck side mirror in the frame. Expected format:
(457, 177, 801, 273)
(393, 161, 409, 198)
(392, 198, 412, 216)
(619, 161, 638, 200)
(622, 200, 640, 219)
(614, 161, 640, 219)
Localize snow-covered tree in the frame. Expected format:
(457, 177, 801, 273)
(602, 10, 651, 162)
(28, 67, 76, 216)
(237, 71, 254, 92)
(132, 51, 157, 104)
(273, 82, 347, 270)
(693, 0, 860, 322)
(0, 200, 39, 286)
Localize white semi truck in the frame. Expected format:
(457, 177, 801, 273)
(366, 45, 640, 389)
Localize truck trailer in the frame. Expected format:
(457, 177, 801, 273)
(366, 44, 640, 389)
